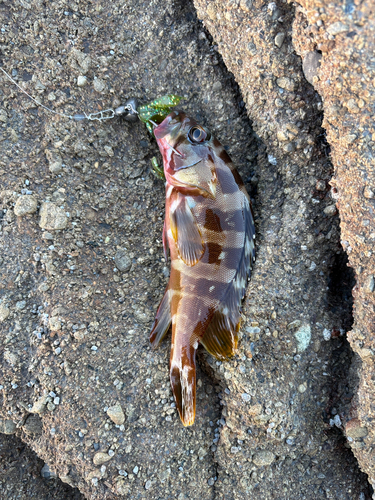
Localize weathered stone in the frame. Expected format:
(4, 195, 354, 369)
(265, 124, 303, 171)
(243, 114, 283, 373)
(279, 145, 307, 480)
(114, 249, 132, 272)
(93, 78, 106, 92)
(49, 316, 62, 331)
(346, 419, 369, 439)
(302, 51, 322, 85)
(30, 395, 48, 414)
(93, 452, 113, 465)
(0, 419, 16, 434)
(276, 77, 296, 91)
(39, 202, 68, 230)
(23, 414, 43, 435)
(107, 402, 125, 425)
(253, 450, 275, 467)
(327, 22, 349, 36)
(0, 304, 10, 322)
(77, 75, 87, 87)
(274, 32, 285, 48)
(14, 195, 38, 216)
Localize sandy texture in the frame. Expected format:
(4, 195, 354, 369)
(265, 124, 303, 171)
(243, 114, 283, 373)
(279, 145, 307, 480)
(0, 0, 374, 498)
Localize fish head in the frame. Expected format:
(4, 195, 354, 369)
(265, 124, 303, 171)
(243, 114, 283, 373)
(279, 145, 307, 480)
(154, 111, 217, 198)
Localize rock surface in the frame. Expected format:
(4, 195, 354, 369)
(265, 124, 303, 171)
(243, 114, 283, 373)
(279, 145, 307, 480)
(0, 0, 373, 499)
(292, 0, 375, 493)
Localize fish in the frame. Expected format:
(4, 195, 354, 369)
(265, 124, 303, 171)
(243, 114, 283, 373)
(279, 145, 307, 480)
(149, 110, 255, 426)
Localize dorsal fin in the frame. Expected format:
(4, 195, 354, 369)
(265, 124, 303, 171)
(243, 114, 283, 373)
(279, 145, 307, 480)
(169, 194, 204, 266)
(201, 196, 255, 360)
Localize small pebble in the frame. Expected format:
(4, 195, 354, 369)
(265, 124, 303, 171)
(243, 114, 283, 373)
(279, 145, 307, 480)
(302, 52, 322, 85)
(327, 21, 348, 36)
(253, 450, 275, 466)
(0, 419, 17, 434)
(324, 204, 337, 216)
(107, 402, 125, 425)
(77, 75, 87, 87)
(93, 452, 113, 465)
(41, 463, 57, 479)
(364, 186, 374, 199)
(276, 77, 295, 92)
(246, 326, 260, 334)
(0, 305, 10, 322)
(114, 249, 132, 272)
(39, 202, 68, 230)
(49, 160, 63, 174)
(16, 300, 26, 310)
(14, 195, 38, 216)
(274, 32, 285, 48)
(93, 78, 106, 92)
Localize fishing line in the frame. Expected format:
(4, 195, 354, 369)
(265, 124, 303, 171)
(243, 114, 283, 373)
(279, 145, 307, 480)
(1, 65, 182, 161)
(0, 66, 138, 122)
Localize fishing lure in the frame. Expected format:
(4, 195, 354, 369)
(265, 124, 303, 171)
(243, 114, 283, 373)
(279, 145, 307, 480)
(150, 111, 255, 426)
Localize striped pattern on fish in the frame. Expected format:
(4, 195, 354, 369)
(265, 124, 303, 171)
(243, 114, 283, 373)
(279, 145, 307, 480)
(149, 111, 255, 426)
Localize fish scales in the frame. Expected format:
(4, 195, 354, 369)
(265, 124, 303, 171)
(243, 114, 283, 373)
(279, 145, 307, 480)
(149, 111, 255, 426)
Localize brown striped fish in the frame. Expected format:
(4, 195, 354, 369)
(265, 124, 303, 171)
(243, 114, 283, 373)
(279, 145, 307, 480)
(149, 111, 255, 426)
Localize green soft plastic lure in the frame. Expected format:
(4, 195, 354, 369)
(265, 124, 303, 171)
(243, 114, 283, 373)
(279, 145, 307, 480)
(137, 94, 182, 134)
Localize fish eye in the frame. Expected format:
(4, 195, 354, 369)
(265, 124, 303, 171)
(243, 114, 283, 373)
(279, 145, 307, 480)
(188, 126, 211, 143)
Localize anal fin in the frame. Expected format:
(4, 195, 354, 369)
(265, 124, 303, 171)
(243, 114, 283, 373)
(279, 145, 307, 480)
(162, 219, 169, 261)
(200, 308, 239, 360)
(150, 287, 172, 348)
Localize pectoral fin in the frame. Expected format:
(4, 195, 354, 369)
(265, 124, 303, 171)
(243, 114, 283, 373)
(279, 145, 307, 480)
(170, 195, 204, 267)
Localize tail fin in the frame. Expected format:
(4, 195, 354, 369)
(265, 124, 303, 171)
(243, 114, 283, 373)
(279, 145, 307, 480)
(170, 343, 196, 426)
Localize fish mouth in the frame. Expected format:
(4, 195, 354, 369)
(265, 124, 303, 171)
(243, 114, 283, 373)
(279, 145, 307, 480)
(153, 111, 184, 140)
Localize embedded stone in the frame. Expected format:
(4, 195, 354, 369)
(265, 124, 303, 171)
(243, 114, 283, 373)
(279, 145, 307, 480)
(14, 195, 38, 216)
(39, 202, 68, 230)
